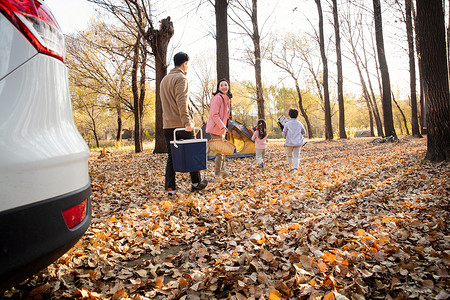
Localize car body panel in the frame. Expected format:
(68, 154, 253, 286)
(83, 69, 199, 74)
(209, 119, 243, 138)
(0, 51, 89, 211)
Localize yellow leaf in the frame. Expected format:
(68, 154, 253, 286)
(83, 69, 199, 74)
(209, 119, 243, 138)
(324, 291, 335, 300)
(162, 201, 172, 211)
(288, 223, 300, 230)
(257, 237, 266, 244)
(269, 289, 282, 300)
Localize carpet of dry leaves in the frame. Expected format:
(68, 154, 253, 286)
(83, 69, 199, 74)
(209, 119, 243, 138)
(3, 137, 449, 300)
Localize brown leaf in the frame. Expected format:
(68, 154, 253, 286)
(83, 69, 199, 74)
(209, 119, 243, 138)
(261, 249, 274, 262)
(29, 283, 52, 296)
(112, 288, 127, 300)
(317, 261, 328, 272)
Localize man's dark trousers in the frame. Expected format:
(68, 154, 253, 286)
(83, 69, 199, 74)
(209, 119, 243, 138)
(164, 128, 201, 191)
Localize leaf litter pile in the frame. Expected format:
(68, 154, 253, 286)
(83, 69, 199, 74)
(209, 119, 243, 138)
(3, 137, 449, 300)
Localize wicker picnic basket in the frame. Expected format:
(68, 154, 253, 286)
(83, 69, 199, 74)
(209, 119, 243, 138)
(208, 139, 236, 155)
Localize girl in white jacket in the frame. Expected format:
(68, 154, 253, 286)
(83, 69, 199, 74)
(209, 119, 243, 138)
(282, 109, 306, 172)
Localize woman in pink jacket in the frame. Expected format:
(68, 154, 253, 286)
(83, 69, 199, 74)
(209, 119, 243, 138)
(206, 79, 232, 178)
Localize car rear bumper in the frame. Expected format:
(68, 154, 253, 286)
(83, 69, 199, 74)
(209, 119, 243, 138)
(0, 182, 91, 292)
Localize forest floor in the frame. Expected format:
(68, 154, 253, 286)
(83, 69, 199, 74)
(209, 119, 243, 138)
(2, 137, 449, 300)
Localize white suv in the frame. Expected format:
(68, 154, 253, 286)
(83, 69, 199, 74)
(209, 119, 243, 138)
(0, 0, 91, 292)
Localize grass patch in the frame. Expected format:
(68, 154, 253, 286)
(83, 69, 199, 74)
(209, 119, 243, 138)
(89, 140, 155, 154)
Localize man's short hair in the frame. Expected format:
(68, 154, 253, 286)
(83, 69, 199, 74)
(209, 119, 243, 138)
(174, 52, 189, 67)
(289, 109, 298, 119)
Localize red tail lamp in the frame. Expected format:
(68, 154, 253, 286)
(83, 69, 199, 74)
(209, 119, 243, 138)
(62, 200, 87, 229)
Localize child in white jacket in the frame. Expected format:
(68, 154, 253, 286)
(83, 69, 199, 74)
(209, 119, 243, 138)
(282, 109, 306, 172)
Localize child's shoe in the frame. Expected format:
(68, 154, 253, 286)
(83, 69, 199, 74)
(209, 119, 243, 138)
(290, 168, 298, 173)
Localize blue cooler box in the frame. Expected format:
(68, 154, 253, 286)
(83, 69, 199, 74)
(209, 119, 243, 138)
(170, 128, 207, 172)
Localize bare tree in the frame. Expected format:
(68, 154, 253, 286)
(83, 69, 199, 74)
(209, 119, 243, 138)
(315, 0, 333, 140)
(331, 0, 347, 138)
(70, 87, 108, 148)
(147, 17, 174, 153)
(392, 92, 410, 135)
(372, 0, 396, 137)
(362, 27, 384, 136)
(88, 1, 145, 152)
(88, 0, 173, 153)
(410, 4, 426, 133)
(267, 34, 313, 138)
(447, 0, 450, 82)
(363, 89, 375, 136)
(229, 0, 265, 120)
(404, 0, 421, 137)
(341, 4, 375, 136)
(66, 24, 133, 145)
(300, 45, 324, 109)
(416, 0, 450, 162)
(131, 28, 146, 152)
(191, 54, 216, 124)
(345, 29, 374, 136)
(391, 0, 422, 137)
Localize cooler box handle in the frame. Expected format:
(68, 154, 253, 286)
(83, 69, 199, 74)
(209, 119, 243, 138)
(172, 127, 203, 148)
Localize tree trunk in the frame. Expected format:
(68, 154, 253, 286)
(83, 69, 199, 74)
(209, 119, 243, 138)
(332, 0, 346, 139)
(355, 54, 375, 136)
(416, 0, 450, 162)
(315, 0, 333, 140)
(366, 71, 384, 136)
(148, 17, 174, 154)
(411, 4, 427, 134)
(131, 34, 143, 153)
(405, 0, 421, 138)
(136, 41, 147, 152)
(372, 0, 396, 137)
(116, 103, 122, 145)
(361, 34, 384, 136)
(251, 0, 265, 120)
(90, 111, 99, 148)
(93, 132, 99, 148)
(364, 89, 375, 136)
(447, 0, 450, 82)
(392, 92, 410, 135)
(215, 0, 230, 83)
(294, 79, 313, 138)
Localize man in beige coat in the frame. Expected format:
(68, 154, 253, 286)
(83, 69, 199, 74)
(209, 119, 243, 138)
(161, 52, 207, 195)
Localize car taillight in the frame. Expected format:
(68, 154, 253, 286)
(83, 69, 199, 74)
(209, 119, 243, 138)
(62, 200, 87, 229)
(0, 0, 65, 62)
